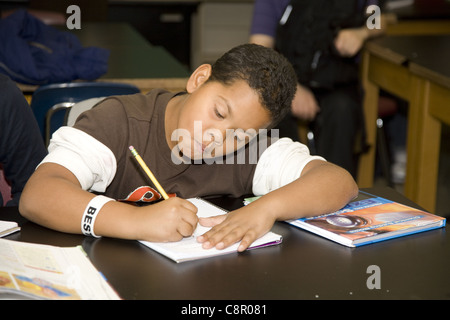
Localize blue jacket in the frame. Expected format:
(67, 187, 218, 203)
(0, 10, 109, 85)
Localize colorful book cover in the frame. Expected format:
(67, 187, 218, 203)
(287, 192, 446, 247)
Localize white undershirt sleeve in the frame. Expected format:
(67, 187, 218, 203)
(252, 137, 325, 196)
(38, 126, 117, 192)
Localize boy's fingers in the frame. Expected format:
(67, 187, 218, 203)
(197, 222, 230, 248)
(210, 226, 242, 249)
(197, 212, 259, 250)
(200, 225, 256, 251)
(182, 209, 199, 227)
(237, 233, 256, 252)
(218, 228, 257, 252)
(177, 220, 197, 237)
(171, 197, 198, 215)
(198, 214, 227, 227)
(184, 201, 199, 214)
(196, 216, 225, 245)
(198, 227, 223, 247)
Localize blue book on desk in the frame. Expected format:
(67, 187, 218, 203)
(285, 191, 446, 247)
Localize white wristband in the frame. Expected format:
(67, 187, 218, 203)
(81, 195, 115, 238)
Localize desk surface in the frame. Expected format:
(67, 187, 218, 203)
(1, 187, 449, 300)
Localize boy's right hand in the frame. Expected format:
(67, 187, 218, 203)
(136, 197, 198, 242)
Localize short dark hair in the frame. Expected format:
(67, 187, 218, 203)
(207, 44, 297, 127)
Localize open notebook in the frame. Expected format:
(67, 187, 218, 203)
(139, 198, 282, 263)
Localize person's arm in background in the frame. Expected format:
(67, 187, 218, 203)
(334, 11, 387, 57)
(250, 1, 389, 121)
(249, 33, 275, 48)
(0, 74, 47, 206)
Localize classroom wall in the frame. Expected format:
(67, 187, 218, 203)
(107, 1, 254, 71)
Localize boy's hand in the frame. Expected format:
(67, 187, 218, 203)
(196, 206, 276, 252)
(138, 197, 198, 242)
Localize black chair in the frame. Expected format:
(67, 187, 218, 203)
(30, 82, 140, 146)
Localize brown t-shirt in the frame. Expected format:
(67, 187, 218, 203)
(73, 89, 257, 203)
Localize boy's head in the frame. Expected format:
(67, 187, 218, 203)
(207, 44, 297, 128)
(168, 44, 297, 162)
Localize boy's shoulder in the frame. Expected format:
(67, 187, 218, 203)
(71, 88, 179, 157)
(104, 88, 177, 119)
(72, 88, 179, 131)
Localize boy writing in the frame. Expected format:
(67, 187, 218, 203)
(20, 44, 358, 252)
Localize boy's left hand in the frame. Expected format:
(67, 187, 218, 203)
(196, 207, 276, 252)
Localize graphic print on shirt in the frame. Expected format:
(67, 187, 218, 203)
(122, 186, 164, 203)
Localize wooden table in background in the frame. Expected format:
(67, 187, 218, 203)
(358, 35, 450, 213)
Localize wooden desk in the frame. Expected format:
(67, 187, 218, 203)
(2, 187, 450, 302)
(18, 22, 190, 93)
(358, 35, 450, 213)
(386, 19, 450, 35)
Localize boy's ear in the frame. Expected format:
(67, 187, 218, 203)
(186, 64, 212, 93)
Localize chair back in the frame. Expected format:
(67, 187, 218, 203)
(30, 82, 140, 145)
(64, 97, 106, 127)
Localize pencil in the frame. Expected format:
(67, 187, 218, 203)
(129, 145, 169, 200)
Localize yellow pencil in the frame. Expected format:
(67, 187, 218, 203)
(129, 145, 169, 200)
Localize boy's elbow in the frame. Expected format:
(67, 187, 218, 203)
(342, 167, 359, 201)
(323, 161, 359, 203)
(18, 184, 35, 220)
(18, 172, 46, 222)
(349, 176, 359, 199)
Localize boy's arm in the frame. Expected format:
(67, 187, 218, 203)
(19, 163, 198, 242)
(197, 159, 358, 251)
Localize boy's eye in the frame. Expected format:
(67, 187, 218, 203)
(214, 108, 225, 119)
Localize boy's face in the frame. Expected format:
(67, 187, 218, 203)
(168, 66, 271, 161)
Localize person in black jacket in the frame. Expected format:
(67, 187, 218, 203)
(250, 0, 385, 178)
(0, 74, 47, 206)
